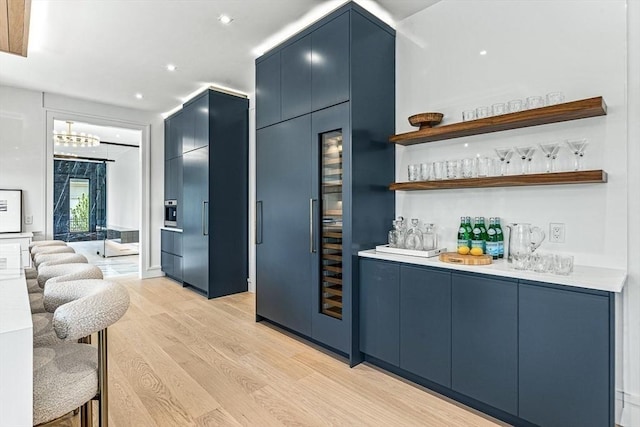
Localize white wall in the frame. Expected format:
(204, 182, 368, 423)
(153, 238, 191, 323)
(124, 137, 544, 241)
(0, 85, 165, 277)
(396, 0, 635, 423)
(107, 146, 140, 229)
(0, 86, 46, 233)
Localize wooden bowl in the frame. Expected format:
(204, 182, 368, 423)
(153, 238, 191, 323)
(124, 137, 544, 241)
(408, 112, 444, 130)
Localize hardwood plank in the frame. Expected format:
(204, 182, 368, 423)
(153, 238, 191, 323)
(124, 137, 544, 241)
(6, 0, 30, 56)
(0, 0, 9, 52)
(390, 97, 607, 145)
(390, 170, 607, 191)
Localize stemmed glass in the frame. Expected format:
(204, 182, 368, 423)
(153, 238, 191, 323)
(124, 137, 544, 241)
(566, 139, 589, 171)
(494, 148, 514, 176)
(515, 146, 536, 174)
(539, 142, 561, 173)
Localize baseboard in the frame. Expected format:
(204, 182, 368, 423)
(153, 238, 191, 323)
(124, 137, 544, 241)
(617, 390, 640, 426)
(141, 265, 164, 279)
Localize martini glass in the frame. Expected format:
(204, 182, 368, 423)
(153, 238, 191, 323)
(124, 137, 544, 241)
(566, 139, 589, 170)
(539, 142, 561, 173)
(515, 146, 535, 174)
(494, 148, 514, 176)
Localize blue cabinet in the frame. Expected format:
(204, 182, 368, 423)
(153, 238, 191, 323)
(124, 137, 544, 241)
(161, 229, 182, 282)
(281, 36, 312, 121)
(400, 266, 451, 388)
(255, 2, 395, 363)
(519, 281, 613, 427)
(256, 52, 281, 129)
(359, 258, 399, 365)
(451, 272, 518, 415)
(311, 12, 350, 111)
(256, 115, 313, 335)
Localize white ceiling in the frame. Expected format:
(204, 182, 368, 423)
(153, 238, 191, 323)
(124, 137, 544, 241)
(0, 0, 438, 114)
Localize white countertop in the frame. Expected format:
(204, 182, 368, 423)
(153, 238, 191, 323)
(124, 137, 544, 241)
(161, 227, 183, 233)
(0, 232, 33, 240)
(0, 243, 33, 426)
(358, 249, 627, 293)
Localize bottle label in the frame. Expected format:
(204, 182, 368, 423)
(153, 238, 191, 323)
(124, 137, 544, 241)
(471, 239, 484, 249)
(459, 227, 466, 234)
(457, 239, 470, 248)
(487, 228, 496, 236)
(498, 241, 504, 256)
(486, 241, 500, 256)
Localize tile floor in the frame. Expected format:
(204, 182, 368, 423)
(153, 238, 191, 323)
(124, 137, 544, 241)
(67, 240, 139, 278)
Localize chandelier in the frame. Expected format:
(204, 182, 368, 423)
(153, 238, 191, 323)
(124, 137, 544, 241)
(53, 121, 100, 147)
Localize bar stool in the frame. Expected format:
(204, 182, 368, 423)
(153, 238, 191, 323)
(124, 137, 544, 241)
(31, 245, 75, 261)
(29, 264, 102, 314)
(27, 254, 89, 294)
(26, 242, 69, 279)
(33, 279, 130, 427)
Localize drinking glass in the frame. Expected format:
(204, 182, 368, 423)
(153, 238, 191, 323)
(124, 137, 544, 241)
(546, 92, 565, 105)
(515, 146, 536, 174)
(491, 103, 506, 116)
(526, 96, 545, 109)
(507, 99, 523, 113)
(553, 254, 574, 275)
(461, 158, 477, 178)
(476, 106, 490, 119)
(433, 161, 444, 180)
(408, 164, 419, 181)
(495, 148, 514, 175)
(462, 110, 476, 121)
(539, 142, 562, 173)
(420, 162, 432, 181)
(477, 156, 491, 177)
(446, 160, 460, 179)
(512, 250, 531, 270)
(566, 139, 589, 171)
(532, 253, 554, 273)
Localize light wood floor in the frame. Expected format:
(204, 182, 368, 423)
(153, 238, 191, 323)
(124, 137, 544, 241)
(52, 276, 508, 427)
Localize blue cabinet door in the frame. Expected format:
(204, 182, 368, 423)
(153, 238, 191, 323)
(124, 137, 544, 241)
(311, 12, 350, 111)
(400, 266, 451, 388)
(519, 282, 612, 427)
(192, 94, 209, 151)
(451, 273, 518, 415)
(256, 52, 281, 129)
(359, 258, 400, 366)
(182, 146, 209, 292)
(182, 102, 195, 153)
(169, 112, 183, 158)
(281, 36, 312, 121)
(256, 115, 312, 335)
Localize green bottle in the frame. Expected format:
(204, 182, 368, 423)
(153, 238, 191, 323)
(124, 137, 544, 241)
(479, 216, 488, 252)
(464, 216, 473, 236)
(471, 217, 484, 254)
(495, 217, 504, 258)
(457, 216, 471, 251)
(486, 217, 500, 260)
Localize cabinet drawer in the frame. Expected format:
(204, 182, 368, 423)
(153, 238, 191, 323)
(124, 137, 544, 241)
(161, 230, 182, 256)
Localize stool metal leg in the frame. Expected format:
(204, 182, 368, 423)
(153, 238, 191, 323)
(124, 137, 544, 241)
(80, 401, 92, 427)
(98, 329, 108, 427)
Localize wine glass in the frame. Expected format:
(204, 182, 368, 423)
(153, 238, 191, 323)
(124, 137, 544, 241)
(539, 142, 561, 173)
(515, 146, 535, 174)
(494, 148, 514, 176)
(566, 139, 589, 170)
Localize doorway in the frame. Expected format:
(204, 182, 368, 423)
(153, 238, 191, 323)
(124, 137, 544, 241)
(52, 119, 141, 278)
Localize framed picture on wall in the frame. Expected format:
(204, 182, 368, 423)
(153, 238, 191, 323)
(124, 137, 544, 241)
(0, 189, 23, 233)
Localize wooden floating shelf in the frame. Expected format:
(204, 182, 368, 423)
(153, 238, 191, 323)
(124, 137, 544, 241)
(389, 170, 607, 191)
(390, 97, 607, 146)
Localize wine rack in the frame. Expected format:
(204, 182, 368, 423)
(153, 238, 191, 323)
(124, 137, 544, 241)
(321, 131, 343, 320)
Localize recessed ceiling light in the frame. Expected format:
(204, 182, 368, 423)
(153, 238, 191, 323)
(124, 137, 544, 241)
(116, 134, 120, 138)
(218, 14, 233, 24)
(166, 64, 177, 72)
(480, 50, 487, 55)
(135, 93, 143, 100)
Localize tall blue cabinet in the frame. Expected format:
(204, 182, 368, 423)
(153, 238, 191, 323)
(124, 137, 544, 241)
(164, 89, 249, 299)
(255, 2, 395, 364)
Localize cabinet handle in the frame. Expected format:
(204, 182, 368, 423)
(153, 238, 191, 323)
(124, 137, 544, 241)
(310, 199, 317, 253)
(255, 201, 263, 245)
(202, 201, 209, 236)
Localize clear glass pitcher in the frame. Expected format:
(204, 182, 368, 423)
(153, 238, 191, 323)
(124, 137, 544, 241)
(505, 223, 545, 262)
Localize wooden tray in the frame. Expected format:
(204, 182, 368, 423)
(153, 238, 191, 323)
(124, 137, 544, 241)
(439, 252, 492, 265)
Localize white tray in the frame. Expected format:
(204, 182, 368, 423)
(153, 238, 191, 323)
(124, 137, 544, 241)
(375, 245, 447, 258)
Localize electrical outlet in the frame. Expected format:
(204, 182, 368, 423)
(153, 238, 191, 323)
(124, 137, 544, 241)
(24, 215, 33, 225)
(549, 223, 565, 243)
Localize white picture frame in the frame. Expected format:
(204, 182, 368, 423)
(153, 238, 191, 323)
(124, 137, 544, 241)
(0, 190, 22, 233)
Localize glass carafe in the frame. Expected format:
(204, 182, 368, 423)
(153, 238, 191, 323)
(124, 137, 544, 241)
(422, 223, 437, 250)
(388, 220, 399, 247)
(405, 218, 423, 250)
(395, 216, 407, 249)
